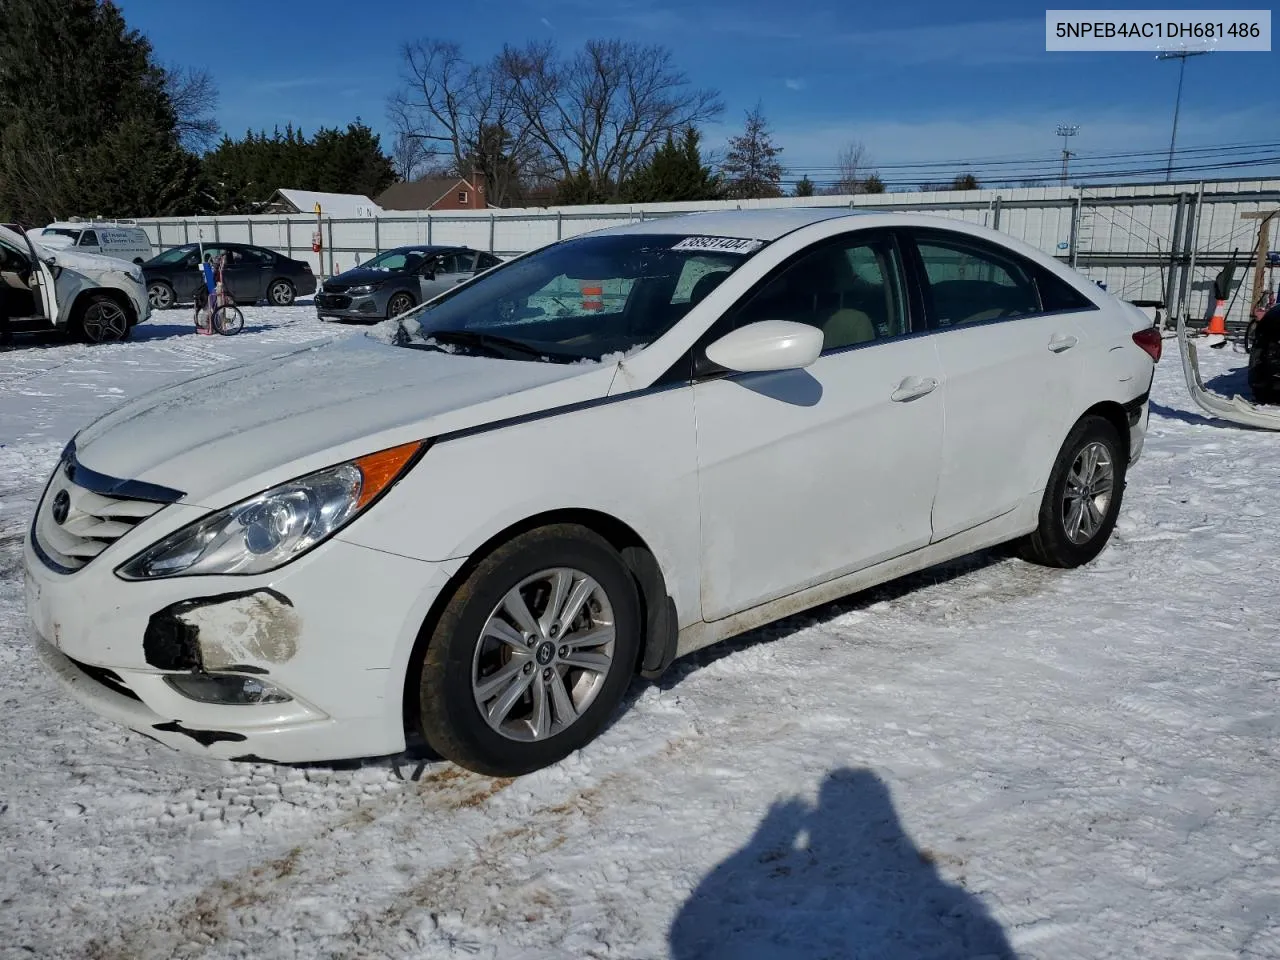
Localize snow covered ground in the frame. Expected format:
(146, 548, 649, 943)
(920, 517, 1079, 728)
(1, 306, 1279, 959)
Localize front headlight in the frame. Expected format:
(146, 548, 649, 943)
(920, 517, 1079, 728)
(347, 283, 382, 296)
(116, 441, 424, 580)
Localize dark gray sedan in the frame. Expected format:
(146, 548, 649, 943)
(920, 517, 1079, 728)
(315, 245, 502, 323)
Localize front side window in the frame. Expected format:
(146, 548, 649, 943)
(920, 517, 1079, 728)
(147, 245, 196, 266)
(915, 235, 1041, 326)
(77, 230, 99, 247)
(360, 249, 429, 272)
(379, 233, 762, 363)
(727, 233, 909, 351)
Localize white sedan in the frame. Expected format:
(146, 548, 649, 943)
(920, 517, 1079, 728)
(23, 209, 1160, 775)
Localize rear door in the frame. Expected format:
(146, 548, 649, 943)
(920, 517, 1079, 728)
(904, 228, 1093, 541)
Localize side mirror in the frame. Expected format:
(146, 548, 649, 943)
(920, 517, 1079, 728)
(704, 320, 824, 373)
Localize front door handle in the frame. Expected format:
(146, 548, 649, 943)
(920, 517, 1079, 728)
(890, 376, 939, 402)
(1048, 334, 1079, 353)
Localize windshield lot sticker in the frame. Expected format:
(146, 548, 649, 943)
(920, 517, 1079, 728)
(670, 236, 765, 254)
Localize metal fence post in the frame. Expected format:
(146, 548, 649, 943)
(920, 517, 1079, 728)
(427, 213, 433, 244)
(1164, 193, 1187, 324)
(213, 219, 220, 242)
(557, 211, 563, 240)
(374, 216, 381, 256)
(992, 196, 1002, 232)
(489, 213, 496, 252)
(1068, 196, 1081, 269)
(1176, 189, 1200, 322)
(326, 218, 335, 275)
(285, 219, 292, 260)
(183, 220, 190, 244)
(247, 218, 254, 246)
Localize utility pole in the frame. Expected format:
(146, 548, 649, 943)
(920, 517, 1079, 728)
(1056, 124, 1079, 186)
(1157, 49, 1208, 181)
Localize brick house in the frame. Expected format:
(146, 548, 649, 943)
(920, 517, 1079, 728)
(376, 174, 488, 212)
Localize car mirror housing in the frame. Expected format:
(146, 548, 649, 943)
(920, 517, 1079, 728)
(704, 320, 824, 373)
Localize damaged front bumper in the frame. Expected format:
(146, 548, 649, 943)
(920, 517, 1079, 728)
(1176, 313, 1280, 429)
(23, 530, 461, 763)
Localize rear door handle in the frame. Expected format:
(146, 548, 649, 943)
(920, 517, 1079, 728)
(890, 376, 939, 402)
(1048, 334, 1079, 353)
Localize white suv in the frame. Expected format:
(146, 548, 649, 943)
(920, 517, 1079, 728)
(1, 224, 150, 342)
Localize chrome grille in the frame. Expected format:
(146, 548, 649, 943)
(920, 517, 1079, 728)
(32, 446, 183, 573)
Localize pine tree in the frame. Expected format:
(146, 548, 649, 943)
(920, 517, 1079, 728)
(622, 127, 721, 202)
(862, 173, 886, 194)
(793, 176, 815, 197)
(721, 104, 783, 200)
(0, 0, 202, 222)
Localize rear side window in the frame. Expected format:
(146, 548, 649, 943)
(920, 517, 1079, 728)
(1034, 267, 1096, 312)
(915, 235, 1041, 327)
(77, 230, 99, 247)
(238, 247, 274, 265)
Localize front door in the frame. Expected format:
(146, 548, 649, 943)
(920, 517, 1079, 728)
(420, 251, 475, 303)
(693, 230, 945, 621)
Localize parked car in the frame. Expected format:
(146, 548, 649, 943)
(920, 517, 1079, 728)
(24, 209, 1159, 775)
(1248, 303, 1280, 404)
(315, 245, 502, 322)
(1, 223, 149, 342)
(35, 220, 153, 264)
(142, 242, 316, 309)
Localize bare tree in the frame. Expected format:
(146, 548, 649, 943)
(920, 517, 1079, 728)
(721, 103, 783, 199)
(497, 39, 722, 201)
(390, 131, 431, 182)
(835, 140, 870, 193)
(389, 39, 541, 206)
(163, 65, 220, 153)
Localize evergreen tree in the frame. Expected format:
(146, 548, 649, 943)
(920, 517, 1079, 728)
(622, 127, 721, 203)
(721, 104, 783, 200)
(793, 176, 815, 197)
(862, 173, 886, 194)
(0, 0, 201, 222)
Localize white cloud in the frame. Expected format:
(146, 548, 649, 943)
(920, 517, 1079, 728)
(783, 78, 806, 91)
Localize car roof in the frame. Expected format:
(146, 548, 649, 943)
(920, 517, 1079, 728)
(592, 207, 871, 241)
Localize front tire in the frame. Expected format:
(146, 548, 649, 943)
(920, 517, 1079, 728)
(148, 281, 175, 310)
(417, 524, 641, 777)
(268, 279, 296, 306)
(1019, 415, 1126, 568)
(73, 294, 133, 344)
(387, 291, 416, 319)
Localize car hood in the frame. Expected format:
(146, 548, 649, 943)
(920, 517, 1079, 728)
(44, 243, 143, 280)
(326, 267, 406, 287)
(72, 333, 617, 506)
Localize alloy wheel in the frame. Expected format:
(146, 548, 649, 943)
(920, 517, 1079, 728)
(1062, 441, 1114, 545)
(471, 567, 616, 742)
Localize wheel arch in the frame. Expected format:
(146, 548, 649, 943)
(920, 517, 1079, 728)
(399, 507, 679, 737)
(70, 286, 137, 325)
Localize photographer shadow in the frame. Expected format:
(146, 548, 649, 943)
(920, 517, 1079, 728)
(670, 767, 1017, 960)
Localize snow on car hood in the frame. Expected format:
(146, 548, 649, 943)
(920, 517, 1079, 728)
(71, 334, 617, 505)
(39, 240, 143, 279)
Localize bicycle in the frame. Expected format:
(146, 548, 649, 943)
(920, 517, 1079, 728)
(194, 254, 244, 336)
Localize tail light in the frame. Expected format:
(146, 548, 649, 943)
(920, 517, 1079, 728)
(1132, 326, 1162, 363)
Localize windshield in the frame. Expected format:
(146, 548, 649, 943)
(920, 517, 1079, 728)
(372, 233, 762, 363)
(146, 245, 194, 266)
(359, 248, 429, 272)
(42, 228, 80, 239)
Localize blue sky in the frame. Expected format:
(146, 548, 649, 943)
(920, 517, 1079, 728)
(117, 0, 1280, 185)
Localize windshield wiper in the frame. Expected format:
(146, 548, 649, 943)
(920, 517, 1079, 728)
(428, 328, 561, 361)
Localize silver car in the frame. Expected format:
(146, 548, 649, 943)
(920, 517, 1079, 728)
(315, 245, 502, 323)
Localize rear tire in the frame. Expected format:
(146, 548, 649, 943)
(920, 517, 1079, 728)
(148, 281, 175, 310)
(416, 524, 641, 777)
(1018, 415, 1126, 568)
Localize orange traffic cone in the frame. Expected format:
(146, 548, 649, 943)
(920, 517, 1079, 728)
(1204, 298, 1228, 337)
(580, 282, 604, 311)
